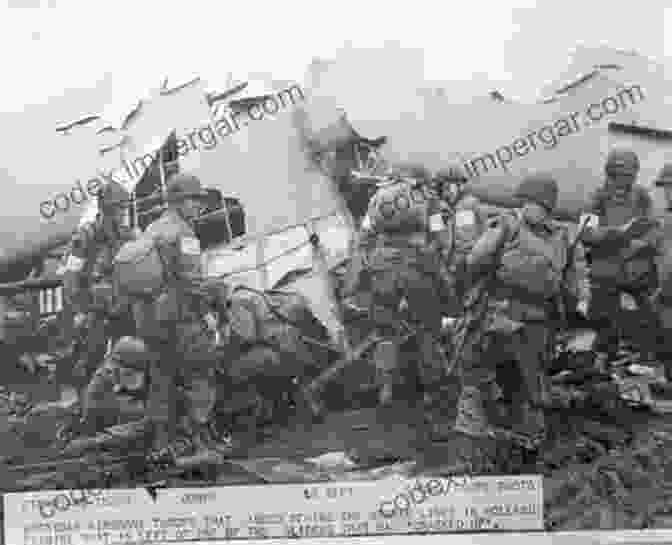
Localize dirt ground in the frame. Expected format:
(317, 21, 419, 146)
(3, 350, 672, 534)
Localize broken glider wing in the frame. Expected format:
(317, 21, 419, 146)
(178, 83, 353, 343)
(302, 44, 672, 220)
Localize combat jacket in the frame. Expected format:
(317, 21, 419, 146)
(63, 217, 138, 315)
(345, 181, 450, 298)
(144, 208, 210, 323)
(582, 183, 662, 286)
(467, 211, 589, 321)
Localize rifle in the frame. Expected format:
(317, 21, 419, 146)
(301, 331, 382, 419)
(445, 213, 511, 379)
(555, 215, 592, 323)
(445, 273, 493, 379)
(567, 216, 591, 274)
(3, 439, 231, 492)
(300, 311, 417, 419)
(1, 450, 152, 492)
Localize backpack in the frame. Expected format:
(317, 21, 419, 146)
(224, 287, 320, 380)
(367, 181, 429, 234)
(112, 236, 167, 298)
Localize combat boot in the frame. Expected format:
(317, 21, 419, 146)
(453, 386, 493, 438)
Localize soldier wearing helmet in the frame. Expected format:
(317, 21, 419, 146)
(655, 163, 672, 212)
(62, 180, 139, 410)
(581, 148, 663, 365)
(456, 173, 588, 449)
(136, 171, 222, 461)
(358, 161, 451, 408)
(651, 164, 672, 374)
(434, 164, 469, 208)
(80, 336, 151, 434)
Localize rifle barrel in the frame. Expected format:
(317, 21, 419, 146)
(4, 453, 142, 473)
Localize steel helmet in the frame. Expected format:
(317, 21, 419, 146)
(605, 148, 640, 179)
(515, 173, 559, 211)
(435, 164, 468, 184)
(109, 336, 150, 371)
(165, 172, 209, 202)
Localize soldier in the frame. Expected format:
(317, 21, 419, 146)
(456, 173, 589, 442)
(362, 163, 451, 407)
(62, 180, 138, 409)
(581, 148, 663, 365)
(433, 165, 485, 317)
(433, 165, 468, 211)
(134, 172, 221, 459)
(81, 336, 151, 434)
(655, 163, 672, 213)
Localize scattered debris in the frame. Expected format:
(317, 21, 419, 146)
(2, 324, 672, 532)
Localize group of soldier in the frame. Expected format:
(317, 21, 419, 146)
(347, 147, 666, 447)
(59, 145, 668, 464)
(62, 172, 222, 461)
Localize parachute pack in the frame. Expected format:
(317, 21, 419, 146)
(112, 236, 166, 298)
(367, 181, 430, 234)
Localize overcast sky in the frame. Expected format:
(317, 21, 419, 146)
(0, 0, 667, 192)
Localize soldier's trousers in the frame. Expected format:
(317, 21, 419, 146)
(367, 246, 445, 392)
(145, 321, 217, 444)
(591, 280, 661, 357)
(505, 322, 552, 407)
(462, 316, 552, 408)
(77, 311, 108, 393)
